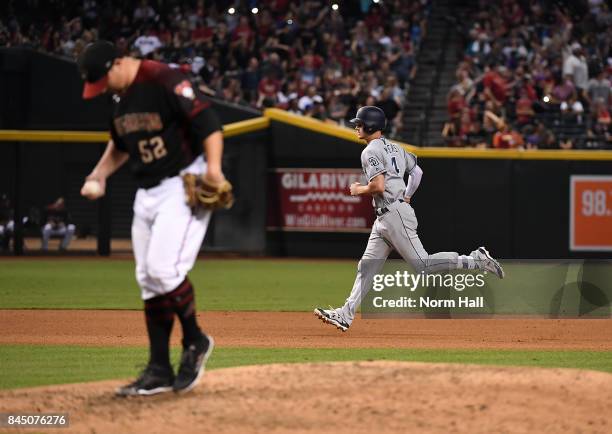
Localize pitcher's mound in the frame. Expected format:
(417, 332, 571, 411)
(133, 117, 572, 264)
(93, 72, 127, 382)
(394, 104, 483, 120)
(2, 361, 612, 433)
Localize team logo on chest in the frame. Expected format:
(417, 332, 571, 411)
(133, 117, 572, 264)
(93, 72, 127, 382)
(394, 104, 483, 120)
(174, 80, 195, 100)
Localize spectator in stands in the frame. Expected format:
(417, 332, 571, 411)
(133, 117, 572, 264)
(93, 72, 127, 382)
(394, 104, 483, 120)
(133, 25, 162, 57)
(551, 74, 576, 108)
(595, 99, 612, 127)
(389, 36, 417, 87)
(377, 87, 401, 135)
(260, 51, 284, 81)
(466, 29, 491, 65)
(299, 51, 322, 86)
(232, 15, 254, 51)
(385, 75, 405, 106)
(298, 86, 322, 113)
(586, 67, 611, 108)
(515, 89, 536, 126)
(484, 110, 523, 149)
(524, 122, 556, 150)
(327, 92, 349, 125)
(82, 0, 98, 27)
(311, 98, 331, 122)
(447, 88, 466, 131)
(452, 69, 475, 101)
(588, 97, 611, 147)
(286, 95, 301, 115)
(559, 136, 574, 149)
(563, 43, 589, 98)
(156, 21, 173, 47)
(483, 65, 510, 110)
(465, 120, 489, 148)
(561, 94, 585, 124)
(41, 197, 75, 252)
(586, 118, 611, 149)
(441, 121, 460, 146)
(493, 122, 524, 149)
(220, 76, 246, 106)
(133, 0, 156, 24)
(241, 57, 261, 103)
(257, 72, 281, 108)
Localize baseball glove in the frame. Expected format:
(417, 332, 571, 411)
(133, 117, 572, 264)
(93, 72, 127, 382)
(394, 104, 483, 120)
(182, 173, 235, 210)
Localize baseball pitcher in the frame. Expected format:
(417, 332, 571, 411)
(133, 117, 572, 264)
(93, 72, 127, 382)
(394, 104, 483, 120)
(78, 41, 232, 396)
(315, 106, 504, 331)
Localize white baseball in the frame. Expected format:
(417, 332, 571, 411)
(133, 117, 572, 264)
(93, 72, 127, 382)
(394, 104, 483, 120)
(82, 179, 102, 197)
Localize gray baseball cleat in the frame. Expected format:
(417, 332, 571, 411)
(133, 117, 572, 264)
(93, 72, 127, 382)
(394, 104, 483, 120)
(314, 307, 350, 332)
(472, 246, 505, 278)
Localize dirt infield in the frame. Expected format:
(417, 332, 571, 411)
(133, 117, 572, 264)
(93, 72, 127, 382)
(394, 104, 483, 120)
(1, 361, 612, 434)
(3, 310, 612, 432)
(1, 309, 612, 349)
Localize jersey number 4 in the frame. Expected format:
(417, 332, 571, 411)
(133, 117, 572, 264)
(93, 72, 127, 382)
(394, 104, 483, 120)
(138, 136, 167, 164)
(391, 156, 400, 174)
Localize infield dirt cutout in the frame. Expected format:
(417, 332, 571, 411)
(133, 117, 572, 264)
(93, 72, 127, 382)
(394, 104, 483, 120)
(2, 310, 612, 349)
(2, 310, 612, 433)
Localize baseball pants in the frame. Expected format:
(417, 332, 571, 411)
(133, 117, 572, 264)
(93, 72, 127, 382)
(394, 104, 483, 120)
(41, 223, 76, 250)
(132, 157, 212, 300)
(340, 200, 461, 323)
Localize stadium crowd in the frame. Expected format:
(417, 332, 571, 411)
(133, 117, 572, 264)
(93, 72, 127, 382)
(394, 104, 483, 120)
(0, 0, 431, 137)
(444, 0, 612, 149)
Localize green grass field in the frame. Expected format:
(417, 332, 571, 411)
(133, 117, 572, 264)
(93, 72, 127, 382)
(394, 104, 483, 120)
(2, 259, 610, 315)
(1, 258, 611, 389)
(0, 259, 354, 310)
(2, 345, 612, 389)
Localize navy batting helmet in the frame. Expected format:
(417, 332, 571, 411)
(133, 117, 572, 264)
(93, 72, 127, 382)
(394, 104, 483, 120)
(350, 106, 386, 134)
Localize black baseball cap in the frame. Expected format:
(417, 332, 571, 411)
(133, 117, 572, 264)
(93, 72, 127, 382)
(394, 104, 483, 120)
(77, 40, 118, 99)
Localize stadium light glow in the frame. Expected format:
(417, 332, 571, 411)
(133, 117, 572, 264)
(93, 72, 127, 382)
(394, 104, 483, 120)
(332, 3, 339, 10)
(228, 7, 235, 14)
(373, 0, 380, 3)
(251, 7, 259, 14)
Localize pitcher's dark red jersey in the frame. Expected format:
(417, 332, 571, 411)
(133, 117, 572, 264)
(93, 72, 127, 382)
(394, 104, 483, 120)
(110, 60, 221, 188)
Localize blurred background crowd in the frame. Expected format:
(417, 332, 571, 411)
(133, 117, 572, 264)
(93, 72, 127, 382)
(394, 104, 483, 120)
(0, 0, 430, 137)
(444, 0, 612, 149)
(1, 0, 610, 148)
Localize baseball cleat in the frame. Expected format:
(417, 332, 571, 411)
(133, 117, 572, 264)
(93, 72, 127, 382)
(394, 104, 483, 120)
(475, 246, 505, 279)
(173, 334, 214, 394)
(314, 307, 350, 332)
(116, 364, 175, 397)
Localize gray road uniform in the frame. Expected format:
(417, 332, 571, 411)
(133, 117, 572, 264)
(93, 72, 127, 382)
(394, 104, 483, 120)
(339, 138, 478, 324)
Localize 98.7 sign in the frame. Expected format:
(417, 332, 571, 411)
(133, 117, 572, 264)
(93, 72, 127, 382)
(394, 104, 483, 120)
(570, 176, 612, 251)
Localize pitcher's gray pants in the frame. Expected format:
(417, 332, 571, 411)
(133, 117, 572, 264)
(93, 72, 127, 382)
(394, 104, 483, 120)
(341, 201, 463, 323)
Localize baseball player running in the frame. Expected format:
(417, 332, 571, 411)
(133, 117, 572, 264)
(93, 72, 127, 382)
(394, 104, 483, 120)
(315, 106, 504, 332)
(78, 40, 227, 395)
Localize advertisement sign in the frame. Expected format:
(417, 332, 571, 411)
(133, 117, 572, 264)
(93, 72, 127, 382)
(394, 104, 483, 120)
(267, 168, 375, 232)
(570, 175, 612, 251)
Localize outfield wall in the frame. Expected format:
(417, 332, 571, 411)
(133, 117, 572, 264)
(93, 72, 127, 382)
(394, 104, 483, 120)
(263, 110, 612, 259)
